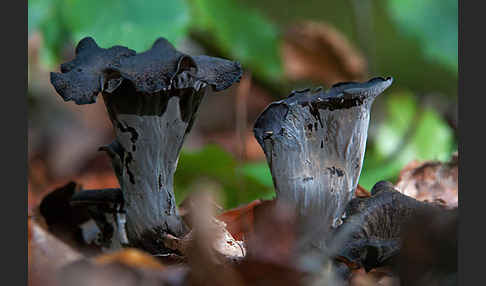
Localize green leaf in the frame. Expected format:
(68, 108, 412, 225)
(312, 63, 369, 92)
(29, 0, 71, 67)
(191, 0, 283, 82)
(238, 162, 273, 188)
(359, 91, 455, 189)
(63, 0, 190, 52)
(28, 0, 52, 34)
(387, 0, 457, 73)
(175, 145, 274, 208)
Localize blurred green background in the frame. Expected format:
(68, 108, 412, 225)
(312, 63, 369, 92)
(28, 0, 457, 209)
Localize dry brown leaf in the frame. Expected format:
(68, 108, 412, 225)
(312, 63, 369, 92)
(218, 199, 265, 241)
(30, 170, 119, 208)
(350, 270, 399, 286)
(59, 256, 188, 286)
(28, 218, 83, 286)
(395, 154, 458, 207)
(282, 21, 367, 86)
(163, 220, 245, 262)
(234, 260, 304, 286)
(94, 248, 166, 270)
(75, 171, 120, 190)
(355, 184, 371, 198)
(219, 186, 369, 246)
(179, 187, 223, 228)
(246, 202, 297, 265)
(176, 190, 246, 265)
(369, 267, 399, 286)
(349, 268, 375, 286)
(221, 202, 303, 286)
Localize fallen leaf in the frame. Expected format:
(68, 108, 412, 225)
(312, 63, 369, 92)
(164, 224, 246, 262)
(234, 260, 304, 286)
(75, 171, 120, 190)
(218, 199, 265, 241)
(350, 268, 399, 286)
(94, 248, 166, 270)
(355, 184, 371, 198)
(245, 201, 297, 265)
(395, 153, 458, 207)
(349, 268, 375, 286)
(282, 21, 367, 86)
(59, 258, 188, 286)
(28, 218, 83, 286)
(179, 188, 224, 228)
(219, 186, 368, 244)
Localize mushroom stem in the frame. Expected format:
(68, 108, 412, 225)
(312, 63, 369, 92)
(253, 77, 392, 252)
(101, 86, 206, 252)
(50, 37, 242, 253)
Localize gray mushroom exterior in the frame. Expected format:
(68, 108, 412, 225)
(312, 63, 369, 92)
(253, 77, 393, 252)
(50, 37, 242, 253)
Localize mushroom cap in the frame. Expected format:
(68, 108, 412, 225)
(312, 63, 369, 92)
(254, 77, 393, 147)
(50, 37, 242, 105)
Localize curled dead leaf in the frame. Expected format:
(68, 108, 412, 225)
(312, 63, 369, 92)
(395, 153, 458, 207)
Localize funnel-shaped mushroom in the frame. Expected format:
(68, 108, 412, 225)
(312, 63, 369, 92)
(50, 37, 242, 253)
(253, 77, 392, 251)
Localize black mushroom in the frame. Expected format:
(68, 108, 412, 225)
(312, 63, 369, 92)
(253, 77, 393, 253)
(50, 37, 242, 254)
(334, 180, 457, 279)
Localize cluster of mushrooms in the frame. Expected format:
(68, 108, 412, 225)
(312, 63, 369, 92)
(50, 36, 456, 283)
